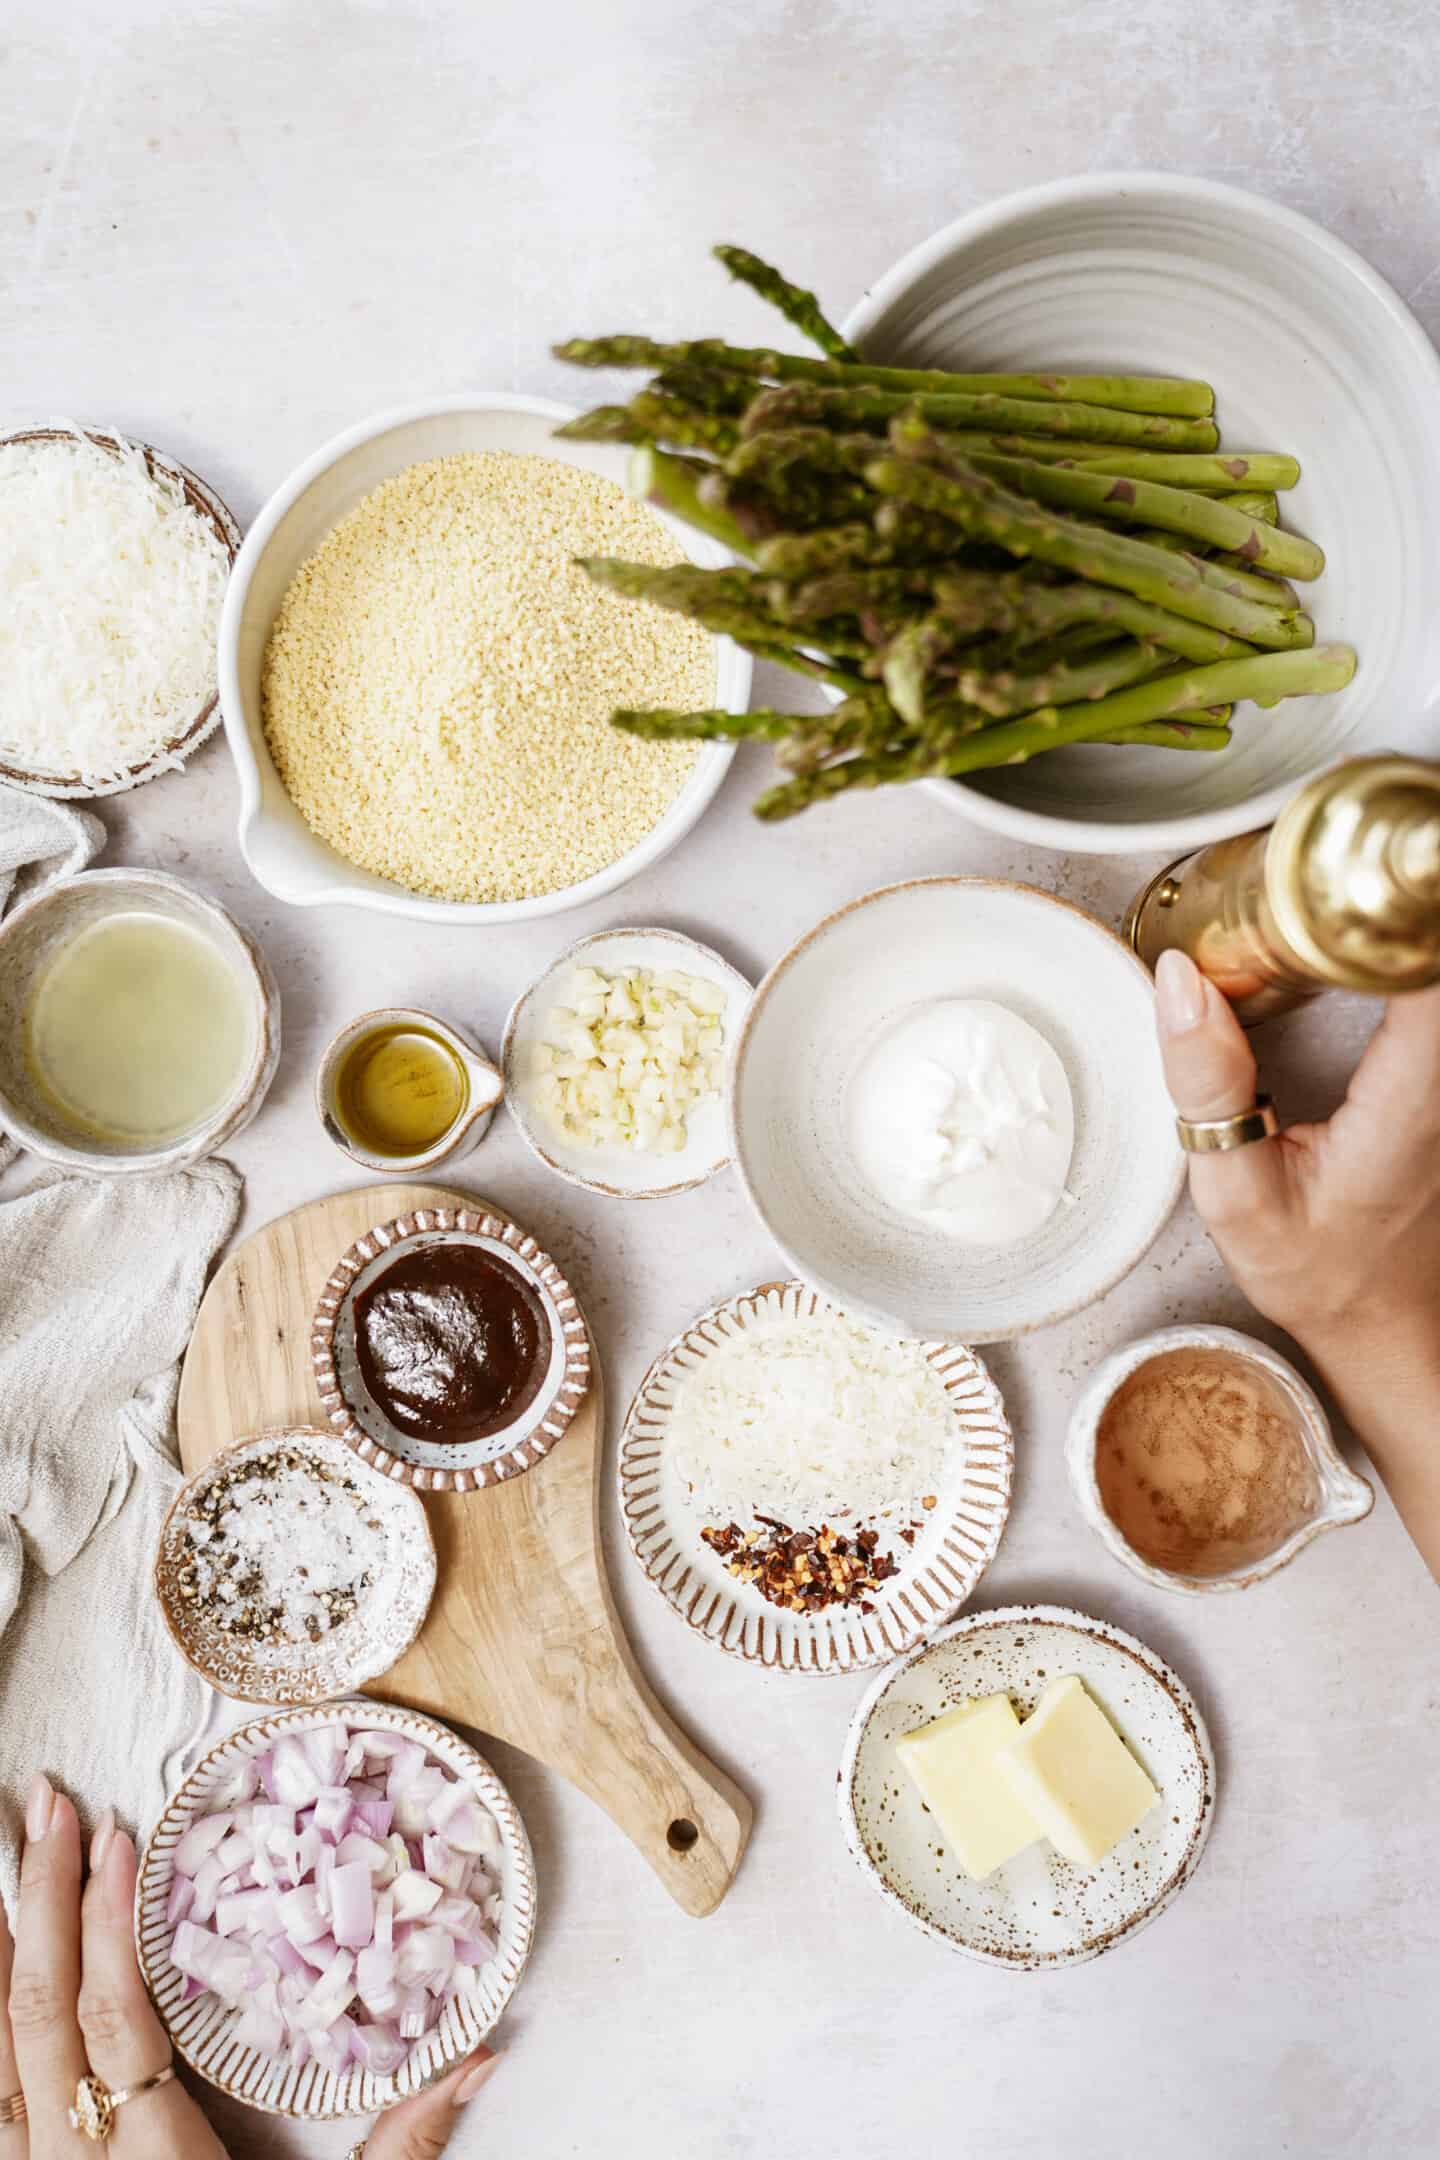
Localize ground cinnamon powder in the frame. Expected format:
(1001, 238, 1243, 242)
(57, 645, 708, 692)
(1094, 1346, 1319, 1578)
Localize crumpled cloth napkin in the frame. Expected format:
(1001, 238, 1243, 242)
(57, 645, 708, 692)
(0, 1160, 241, 1913)
(0, 784, 105, 1167)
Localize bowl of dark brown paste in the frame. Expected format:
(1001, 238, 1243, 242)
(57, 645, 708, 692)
(310, 1207, 592, 1491)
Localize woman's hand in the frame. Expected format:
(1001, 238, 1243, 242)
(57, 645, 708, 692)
(1, 1775, 499, 2157)
(1154, 948, 1440, 1580)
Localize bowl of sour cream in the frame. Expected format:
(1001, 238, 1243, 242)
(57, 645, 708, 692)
(730, 878, 1184, 1342)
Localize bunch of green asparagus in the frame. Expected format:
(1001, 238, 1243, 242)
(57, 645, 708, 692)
(553, 246, 1355, 822)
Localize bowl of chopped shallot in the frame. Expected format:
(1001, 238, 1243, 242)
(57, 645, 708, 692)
(136, 1703, 535, 2119)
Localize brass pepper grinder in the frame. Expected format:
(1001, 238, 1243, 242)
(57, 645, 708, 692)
(1125, 755, 1440, 1023)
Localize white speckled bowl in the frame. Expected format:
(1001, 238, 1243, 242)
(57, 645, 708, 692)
(218, 394, 750, 923)
(730, 878, 1184, 1342)
(0, 868, 280, 1175)
(839, 1605, 1215, 1968)
(502, 926, 753, 1199)
(136, 1700, 536, 2118)
(1066, 1323, 1374, 1594)
(846, 174, 1440, 855)
(154, 1427, 437, 1703)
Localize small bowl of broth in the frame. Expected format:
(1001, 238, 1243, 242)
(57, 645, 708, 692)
(317, 1007, 503, 1172)
(0, 869, 279, 1175)
(1067, 1324, 1374, 1594)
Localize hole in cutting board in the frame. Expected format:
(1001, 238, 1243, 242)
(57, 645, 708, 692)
(667, 1817, 700, 1853)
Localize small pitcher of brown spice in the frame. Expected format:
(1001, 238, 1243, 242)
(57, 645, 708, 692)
(1066, 1324, 1373, 1594)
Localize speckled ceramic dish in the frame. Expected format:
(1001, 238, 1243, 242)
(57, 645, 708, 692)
(619, 1280, 1013, 1674)
(1067, 1323, 1373, 1594)
(0, 868, 280, 1175)
(154, 1427, 437, 1704)
(730, 878, 1184, 1342)
(503, 926, 753, 1199)
(839, 1605, 1215, 1967)
(136, 1700, 536, 2119)
(310, 1206, 591, 1492)
(0, 427, 239, 798)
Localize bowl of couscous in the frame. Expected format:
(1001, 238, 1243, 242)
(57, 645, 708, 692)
(217, 394, 751, 924)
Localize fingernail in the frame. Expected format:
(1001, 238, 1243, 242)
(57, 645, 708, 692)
(25, 1773, 54, 1843)
(453, 2052, 500, 2106)
(1155, 948, 1207, 1032)
(90, 1807, 116, 1871)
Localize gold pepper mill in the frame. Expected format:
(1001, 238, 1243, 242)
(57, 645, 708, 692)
(1125, 755, 1440, 1023)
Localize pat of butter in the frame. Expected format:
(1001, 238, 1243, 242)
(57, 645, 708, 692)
(896, 1695, 1043, 1879)
(997, 1674, 1159, 1868)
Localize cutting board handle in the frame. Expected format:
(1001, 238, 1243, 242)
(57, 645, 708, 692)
(558, 1634, 752, 1916)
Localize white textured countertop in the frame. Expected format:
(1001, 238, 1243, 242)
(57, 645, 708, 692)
(4, 4, 1438, 2154)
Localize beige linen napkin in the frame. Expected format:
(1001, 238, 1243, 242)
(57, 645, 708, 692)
(0, 784, 105, 1167)
(0, 1160, 241, 1911)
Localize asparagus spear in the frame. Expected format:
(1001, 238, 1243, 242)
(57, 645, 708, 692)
(553, 336, 1214, 416)
(954, 451, 1323, 579)
(867, 455, 1312, 648)
(627, 446, 755, 555)
(712, 245, 856, 361)
(560, 389, 739, 457)
(768, 565, 935, 624)
(726, 426, 878, 483)
(1221, 490, 1279, 525)
(1133, 528, 1299, 607)
(653, 363, 757, 414)
(954, 638, 1176, 719)
(1106, 712, 1232, 750)
(1036, 448, 1300, 490)
(742, 381, 1220, 450)
(578, 555, 873, 656)
(927, 568, 1266, 661)
(752, 646, 1356, 819)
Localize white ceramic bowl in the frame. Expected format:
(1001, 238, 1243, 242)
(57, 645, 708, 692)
(1066, 1323, 1373, 1593)
(838, 1605, 1215, 1968)
(0, 868, 280, 1175)
(217, 394, 751, 923)
(845, 173, 1440, 855)
(136, 1701, 536, 2118)
(729, 878, 1184, 1342)
(502, 926, 752, 1198)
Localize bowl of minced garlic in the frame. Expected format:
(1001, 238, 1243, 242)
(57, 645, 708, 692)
(1066, 1323, 1373, 1594)
(218, 395, 751, 922)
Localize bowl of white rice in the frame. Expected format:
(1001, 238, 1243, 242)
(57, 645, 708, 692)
(218, 395, 751, 923)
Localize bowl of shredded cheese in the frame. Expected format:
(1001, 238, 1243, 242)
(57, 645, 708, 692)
(218, 395, 751, 923)
(0, 426, 238, 797)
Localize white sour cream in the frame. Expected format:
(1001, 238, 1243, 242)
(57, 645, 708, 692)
(848, 998, 1075, 1245)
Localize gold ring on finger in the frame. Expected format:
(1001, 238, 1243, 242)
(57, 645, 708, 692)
(1175, 1094, 1279, 1154)
(70, 2064, 176, 2141)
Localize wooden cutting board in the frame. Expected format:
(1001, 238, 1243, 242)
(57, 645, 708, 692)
(175, 1181, 751, 1916)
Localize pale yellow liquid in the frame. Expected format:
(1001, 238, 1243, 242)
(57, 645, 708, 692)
(24, 910, 254, 1144)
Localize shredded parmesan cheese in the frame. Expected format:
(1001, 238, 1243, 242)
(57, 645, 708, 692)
(667, 1307, 956, 1527)
(0, 428, 230, 786)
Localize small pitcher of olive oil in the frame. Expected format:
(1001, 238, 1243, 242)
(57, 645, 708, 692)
(317, 1007, 504, 1172)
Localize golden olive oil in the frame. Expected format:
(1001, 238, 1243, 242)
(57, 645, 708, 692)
(24, 910, 254, 1145)
(334, 1026, 467, 1157)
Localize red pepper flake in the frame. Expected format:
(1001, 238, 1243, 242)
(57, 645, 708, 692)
(701, 1513, 900, 1616)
